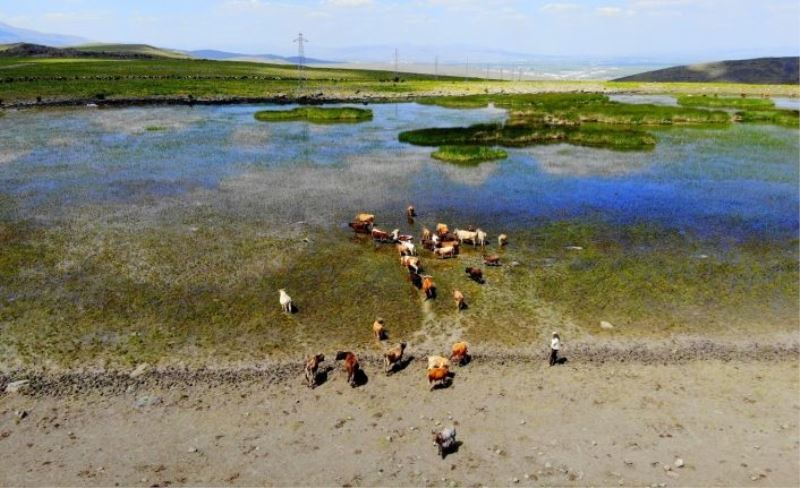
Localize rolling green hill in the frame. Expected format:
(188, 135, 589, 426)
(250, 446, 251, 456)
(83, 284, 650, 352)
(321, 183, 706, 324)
(615, 57, 799, 84)
(71, 43, 191, 59)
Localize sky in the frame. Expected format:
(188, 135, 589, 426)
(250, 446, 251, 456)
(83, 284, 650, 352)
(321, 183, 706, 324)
(1, 0, 798, 61)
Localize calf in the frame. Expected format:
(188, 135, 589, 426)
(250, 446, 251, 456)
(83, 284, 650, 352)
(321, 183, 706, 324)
(434, 246, 456, 259)
(373, 318, 386, 341)
(335, 351, 360, 387)
(428, 366, 450, 390)
(278, 289, 293, 313)
(304, 353, 325, 388)
(465, 267, 484, 284)
(383, 342, 407, 374)
(483, 255, 501, 266)
(450, 342, 469, 365)
(421, 275, 436, 299)
(453, 290, 465, 311)
(498, 234, 508, 247)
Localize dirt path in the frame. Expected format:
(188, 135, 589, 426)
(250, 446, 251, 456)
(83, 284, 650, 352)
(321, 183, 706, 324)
(1, 359, 797, 487)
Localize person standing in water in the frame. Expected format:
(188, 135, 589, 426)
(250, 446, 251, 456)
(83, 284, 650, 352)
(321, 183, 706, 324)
(549, 332, 561, 366)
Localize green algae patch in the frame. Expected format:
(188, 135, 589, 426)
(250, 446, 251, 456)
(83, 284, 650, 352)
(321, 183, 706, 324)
(431, 145, 508, 164)
(254, 106, 373, 123)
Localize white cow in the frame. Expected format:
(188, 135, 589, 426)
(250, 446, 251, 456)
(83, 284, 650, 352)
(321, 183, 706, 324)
(454, 228, 478, 246)
(278, 289, 293, 313)
(475, 229, 488, 247)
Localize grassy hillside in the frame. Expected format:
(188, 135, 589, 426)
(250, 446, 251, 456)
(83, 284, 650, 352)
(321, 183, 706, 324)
(616, 57, 800, 84)
(0, 56, 798, 105)
(72, 43, 191, 59)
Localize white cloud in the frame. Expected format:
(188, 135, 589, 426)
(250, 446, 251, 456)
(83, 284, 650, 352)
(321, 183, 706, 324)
(540, 3, 581, 13)
(323, 0, 373, 7)
(596, 6, 633, 16)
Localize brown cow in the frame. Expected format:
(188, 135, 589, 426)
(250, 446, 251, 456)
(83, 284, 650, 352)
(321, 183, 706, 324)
(450, 342, 469, 365)
(483, 255, 501, 266)
(453, 290, 465, 311)
(428, 366, 450, 390)
(421, 227, 432, 241)
(373, 318, 386, 341)
(436, 223, 449, 237)
(408, 272, 423, 289)
(304, 353, 325, 388)
(421, 275, 436, 299)
(348, 221, 373, 234)
(335, 351, 360, 387)
(383, 342, 407, 374)
(372, 228, 392, 242)
(465, 267, 484, 284)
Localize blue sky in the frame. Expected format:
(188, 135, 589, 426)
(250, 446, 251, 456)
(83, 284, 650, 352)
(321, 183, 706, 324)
(1, 0, 798, 60)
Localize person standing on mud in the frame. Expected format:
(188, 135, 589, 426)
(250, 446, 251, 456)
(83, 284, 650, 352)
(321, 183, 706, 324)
(549, 332, 561, 366)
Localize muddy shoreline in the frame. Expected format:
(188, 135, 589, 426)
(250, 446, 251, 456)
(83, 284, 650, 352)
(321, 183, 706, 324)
(3, 338, 797, 397)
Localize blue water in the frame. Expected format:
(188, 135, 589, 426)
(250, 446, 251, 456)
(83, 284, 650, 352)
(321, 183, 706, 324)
(0, 102, 797, 241)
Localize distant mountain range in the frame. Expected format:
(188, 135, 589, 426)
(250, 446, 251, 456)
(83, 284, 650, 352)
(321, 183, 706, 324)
(188, 49, 335, 64)
(614, 57, 800, 84)
(0, 21, 88, 46)
(0, 43, 191, 60)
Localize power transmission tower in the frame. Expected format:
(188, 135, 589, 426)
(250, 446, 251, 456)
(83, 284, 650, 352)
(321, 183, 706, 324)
(485, 64, 489, 81)
(294, 33, 308, 91)
(434, 56, 438, 80)
(465, 56, 469, 80)
(394, 48, 399, 80)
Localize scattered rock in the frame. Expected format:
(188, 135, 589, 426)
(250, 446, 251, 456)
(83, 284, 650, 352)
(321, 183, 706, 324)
(130, 363, 151, 379)
(520, 420, 526, 425)
(386, 436, 392, 442)
(624, 459, 633, 466)
(674, 458, 684, 468)
(600, 321, 615, 330)
(15, 410, 28, 419)
(663, 465, 672, 472)
(512, 478, 519, 484)
(187, 447, 198, 453)
(5, 380, 29, 393)
(565, 246, 583, 251)
(544, 462, 552, 469)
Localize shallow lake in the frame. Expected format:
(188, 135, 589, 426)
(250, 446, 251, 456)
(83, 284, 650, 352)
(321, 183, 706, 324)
(1, 101, 796, 241)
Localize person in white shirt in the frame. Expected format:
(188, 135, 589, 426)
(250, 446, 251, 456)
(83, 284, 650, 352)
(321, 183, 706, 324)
(549, 332, 561, 366)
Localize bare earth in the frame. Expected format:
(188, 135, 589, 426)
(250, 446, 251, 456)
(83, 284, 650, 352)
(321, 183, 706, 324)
(1, 357, 798, 487)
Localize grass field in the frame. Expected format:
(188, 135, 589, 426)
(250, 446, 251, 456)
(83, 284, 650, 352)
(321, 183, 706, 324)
(0, 57, 798, 105)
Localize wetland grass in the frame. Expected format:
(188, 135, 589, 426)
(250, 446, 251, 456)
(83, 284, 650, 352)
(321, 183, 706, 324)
(431, 146, 508, 164)
(736, 109, 800, 128)
(254, 106, 373, 123)
(677, 95, 776, 110)
(404, 94, 727, 152)
(400, 122, 657, 151)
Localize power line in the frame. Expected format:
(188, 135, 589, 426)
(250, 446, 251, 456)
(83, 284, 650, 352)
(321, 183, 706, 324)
(293, 33, 308, 90)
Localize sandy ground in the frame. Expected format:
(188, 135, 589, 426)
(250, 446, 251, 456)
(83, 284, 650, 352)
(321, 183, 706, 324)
(1, 358, 798, 487)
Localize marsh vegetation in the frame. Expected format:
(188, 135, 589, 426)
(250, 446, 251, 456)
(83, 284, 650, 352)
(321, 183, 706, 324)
(430, 146, 508, 164)
(0, 103, 796, 368)
(254, 106, 373, 123)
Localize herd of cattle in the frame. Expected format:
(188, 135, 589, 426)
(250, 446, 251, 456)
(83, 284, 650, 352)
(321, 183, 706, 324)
(278, 207, 510, 457)
(280, 206, 510, 389)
